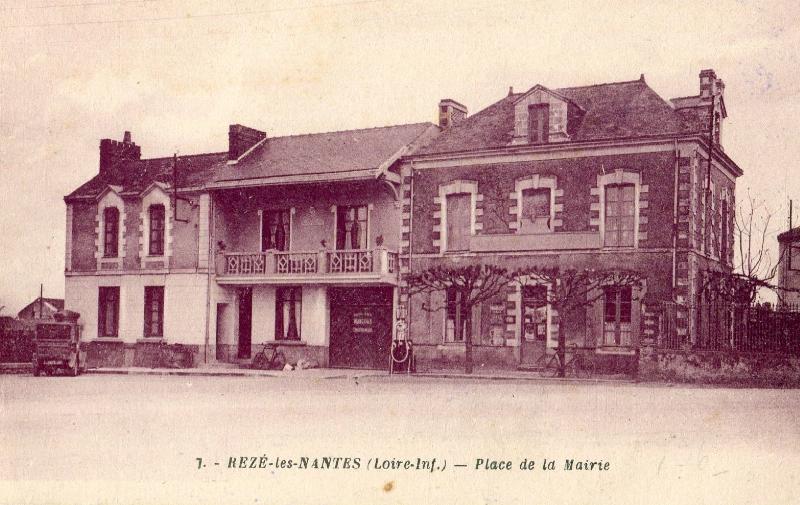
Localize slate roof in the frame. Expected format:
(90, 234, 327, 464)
(212, 122, 434, 186)
(416, 78, 709, 155)
(65, 152, 227, 200)
(66, 122, 435, 200)
(17, 297, 64, 318)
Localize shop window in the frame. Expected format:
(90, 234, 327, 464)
(521, 285, 548, 341)
(275, 287, 302, 340)
(445, 287, 471, 343)
(98, 287, 120, 337)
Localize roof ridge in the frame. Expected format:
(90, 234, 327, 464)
(268, 121, 434, 141)
(555, 78, 644, 91)
(140, 151, 228, 163)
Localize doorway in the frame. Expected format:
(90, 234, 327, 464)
(216, 303, 228, 361)
(237, 287, 252, 359)
(520, 285, 548, 366)
(329, 287, 393, 369)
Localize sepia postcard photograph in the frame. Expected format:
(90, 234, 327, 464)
(1, 1, 799, 504)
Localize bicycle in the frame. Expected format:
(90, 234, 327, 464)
(251, 342, 287, 370)
(536, 344, 595, 379)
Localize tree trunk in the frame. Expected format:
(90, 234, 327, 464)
(456, 290, 473, 374)
(557, 321, 566, 378)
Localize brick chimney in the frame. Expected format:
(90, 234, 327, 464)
(99, 131, 141, 175)
(699, 69, 724, 101)
(228, 124, 266, 161)
(438, 99, 468, 129)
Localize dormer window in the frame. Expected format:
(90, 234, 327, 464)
(103, 207, 119, 258)
(148, 204, 165, 256)
(528, 103, 549, 143)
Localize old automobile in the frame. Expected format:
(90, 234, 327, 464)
(32, 310, 86, 376)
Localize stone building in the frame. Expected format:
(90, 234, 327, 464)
(397, 69, 742, 369)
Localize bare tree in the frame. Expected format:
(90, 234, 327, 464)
(703, 191, 795, 303)
(514, 267, 643, 377)
(406, 264, 516, 374)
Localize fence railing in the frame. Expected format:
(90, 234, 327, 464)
(220, 248, 398, 278)
(660, 302, 800, 354)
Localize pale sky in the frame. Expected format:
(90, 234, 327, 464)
(1, 0, 798, 314)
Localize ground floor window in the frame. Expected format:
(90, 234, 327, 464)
(144, 286, 164, 337)
(445, 287, 471, 343)
(275, 287, 302, 340)
(603, 286, 632, 345)
(98, 287, 120, 337)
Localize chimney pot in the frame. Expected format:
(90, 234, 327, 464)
(123, 131, 131, 143)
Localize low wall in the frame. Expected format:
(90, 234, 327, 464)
(82, 341, 199, 368)
(413, 344, 518, 371)
(640, 347, 800, 387)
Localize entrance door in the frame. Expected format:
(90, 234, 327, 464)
(520, 285, 548, 366)
(237, 288, 252, 359)
(329, 287, 393, 369)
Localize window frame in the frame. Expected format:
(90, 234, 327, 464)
(148, 204, 166, 256)
(275, 286, 302, 341)
(602, 286, 633, 346)
(260, 208, 292, 252)
(143, 286, 165, 338)
(335, 205, 369, 250)
(528, 103, 550, 144)
(103, 206, 120, 258)
(98, 286, 120, 338)
(444, 192, 472, 252)
(603, 183, 636, 248)
(444, 287, 472, 344)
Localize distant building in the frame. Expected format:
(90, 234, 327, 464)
(17, 297, 64, 321)
(777, 227, 800, 306)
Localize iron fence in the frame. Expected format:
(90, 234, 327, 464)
(660, 302, 800, 354)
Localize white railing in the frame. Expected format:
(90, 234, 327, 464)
(275, 251, 318, 274)
(221, 248, 398, 278)
(326, 249, 373, 273)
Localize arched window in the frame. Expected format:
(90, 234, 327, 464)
(148, 204, 165, 256)
(103, 207, 119, 258)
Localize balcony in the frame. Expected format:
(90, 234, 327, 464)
(216, 248, 399, 285)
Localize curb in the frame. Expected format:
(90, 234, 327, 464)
(400, 372, 637, 384)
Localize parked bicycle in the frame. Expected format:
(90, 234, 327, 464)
(536, 344, 595, 378)
(251, 342, 287, 370)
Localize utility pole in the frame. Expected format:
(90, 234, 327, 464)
(39, 284, 43, 319)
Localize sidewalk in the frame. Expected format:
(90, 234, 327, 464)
(82, 365, 635, 383)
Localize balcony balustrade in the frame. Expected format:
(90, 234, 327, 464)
(218, 248, 399, 283)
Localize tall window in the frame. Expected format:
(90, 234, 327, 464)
(445, 287, 471, 343)
(103, 207, 119, 258)
(528, 103, 550, 143)
(144, 286, 164, 337)
(445, 193, 471, 251)
(275, 287, 302, 340)
(148, 204, 165, 256)
(98, 287, 120, 337)
(261, 209, 290, 251)
(604, 184, 635, 247)
(336, 205, 368, 250)
(603, 286, 632, 346)
(520, 188, 552, 233)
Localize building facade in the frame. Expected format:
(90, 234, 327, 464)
(396, 70, 742, 369)
(64, 68, 742, 371)
(64, 124, 438, 368)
